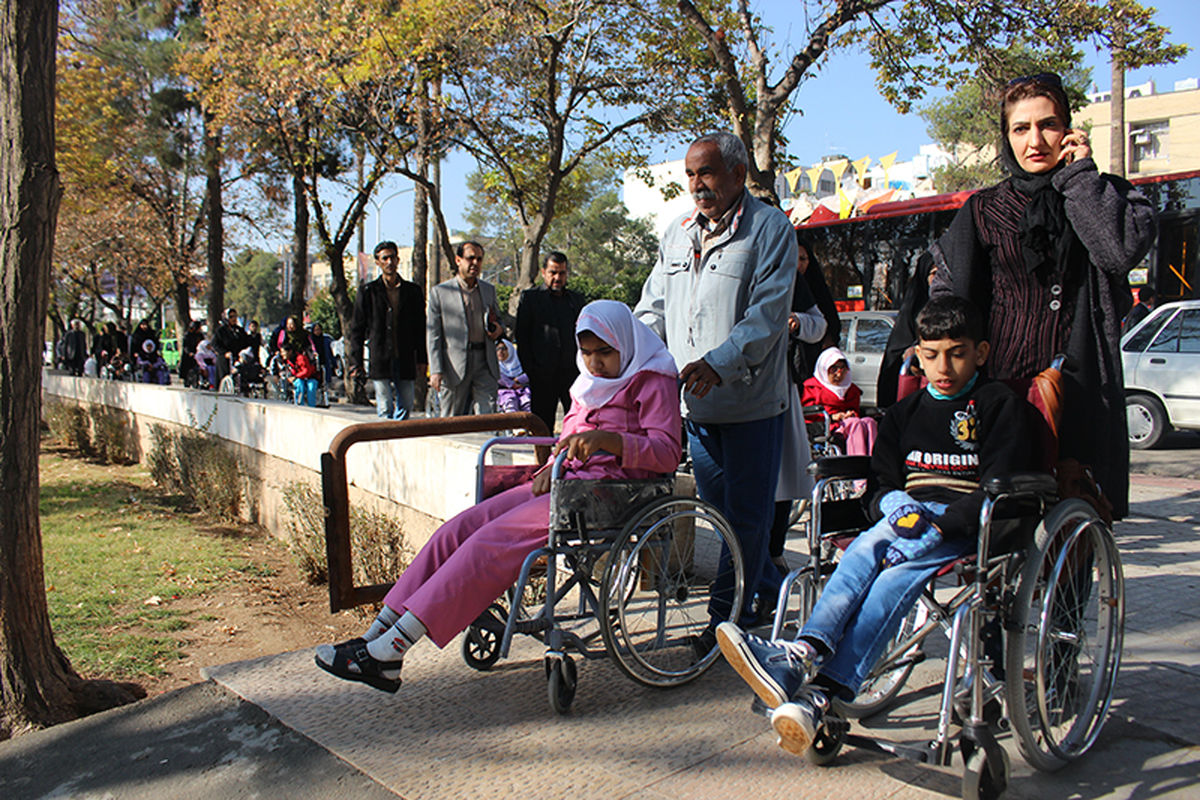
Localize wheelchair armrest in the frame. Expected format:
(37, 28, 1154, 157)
(807, 455, 872, 479)
(982, 472, 1057, 500)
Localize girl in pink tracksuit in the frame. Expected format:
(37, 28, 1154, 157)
(315, 299, 681, 692)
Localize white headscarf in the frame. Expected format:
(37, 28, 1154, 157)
(497, 339, 524, 380)
(570, 300, 677, 411)
(814, 346, 852, 400)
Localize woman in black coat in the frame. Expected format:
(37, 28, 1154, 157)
(929, 73, 1156, 519)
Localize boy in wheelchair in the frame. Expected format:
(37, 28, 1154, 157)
(315, 300, 681, 692)
(718, 295, 1031, 755)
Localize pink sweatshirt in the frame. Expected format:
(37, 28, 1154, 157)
(557, 371, 681, 480)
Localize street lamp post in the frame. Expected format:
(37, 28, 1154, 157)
(368, 186, 416, 249)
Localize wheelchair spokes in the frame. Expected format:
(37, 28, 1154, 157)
(600, 496, 743, 687)
(1005, 499, 1124, 772)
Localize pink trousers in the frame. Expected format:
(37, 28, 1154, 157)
(381, 483, 550, 648)
(838, 416, 878, 457)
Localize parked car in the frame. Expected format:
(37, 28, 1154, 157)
(1121, 299, 1200, 449)
(837, 310, 897, 407)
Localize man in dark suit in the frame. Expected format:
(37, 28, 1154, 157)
(427, 241, 503, 416)
(349, 241, 428, 419)
(515, 251, 586, 431)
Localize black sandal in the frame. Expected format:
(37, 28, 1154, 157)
(315, 641, 402, 693)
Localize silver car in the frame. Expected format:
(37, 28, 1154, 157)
(1121, 299, 1200, 449)
(837, 310, 897, 407)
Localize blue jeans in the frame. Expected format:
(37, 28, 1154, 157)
(689, 413, 784, 628)
(293, 377, 319, 407)
(802, 492, 972, 696)
(374, 358, 416, 420)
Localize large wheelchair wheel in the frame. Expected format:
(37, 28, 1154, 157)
(599, 496, 742, 688)
(1005, 499, 1124, 772)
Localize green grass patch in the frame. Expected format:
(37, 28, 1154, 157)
(39, 450, 254, 680)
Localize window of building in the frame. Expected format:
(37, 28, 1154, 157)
(1130, 120, 1169, 163)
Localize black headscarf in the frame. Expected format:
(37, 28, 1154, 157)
(998, 110, 1083, 290)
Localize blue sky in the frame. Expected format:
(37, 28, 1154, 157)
(350, 0, 1199, 251)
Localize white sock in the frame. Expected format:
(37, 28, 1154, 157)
(366, 612, 427, 663)
(363, 606, 401, 642)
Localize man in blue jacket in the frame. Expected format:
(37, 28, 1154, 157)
(635, 132, 797, 633)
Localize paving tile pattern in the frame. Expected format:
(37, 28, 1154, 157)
(207, 476, 1200, 799)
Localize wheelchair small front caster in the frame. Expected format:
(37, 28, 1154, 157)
(805, 711, 847, 766)
(962, 745, 1010, 800)
(462, 602, 507, 671)
(547, 654, 577, 714)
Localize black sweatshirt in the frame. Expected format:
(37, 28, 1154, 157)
(867, 377, 1031, 539)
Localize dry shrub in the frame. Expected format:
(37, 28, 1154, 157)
(91, 407, 136, 464)
(147, 414, 244, 522)
(281, 482, 413, 590)
(44, 400, 94, 457)
(43, 400, 137, 464)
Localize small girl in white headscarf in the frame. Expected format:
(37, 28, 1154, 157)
(496, 339, 531, 413)
(802, 346, 878, 456)
(316, 300, 681, 693)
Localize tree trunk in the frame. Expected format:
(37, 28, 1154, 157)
(412, 79, 431, 410)
(0, 0, 73, 734)
(171, 277, 191, 336)
(204, 113, 224, 332)
(1, 0, 140, 737)
(511, 219, 548, 316)
(1110, 53, 1126, 178)
(750, 116, 780, 204)
(355, 138, 365, 257)
(430, 76, 446, 287)
(412, 77, 430, 295)
(289, 173, 309, 318)
(324, 241, 364, 402)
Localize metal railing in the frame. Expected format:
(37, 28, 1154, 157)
(321, 412, 550, 612)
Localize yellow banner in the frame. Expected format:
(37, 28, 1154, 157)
(852, 156, 871, 183)
(784, 167, 804, 194)
(806, 166, 824, 194)
(879, 151, 898, 186)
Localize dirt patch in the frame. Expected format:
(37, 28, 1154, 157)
(134, 524, 366, 696)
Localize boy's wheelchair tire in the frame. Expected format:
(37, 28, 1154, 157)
(962, 745, 1010, 800)
(804, 710, 848, 766)
(598, 496, 742, 688)
(1004, 499, 1124, 772)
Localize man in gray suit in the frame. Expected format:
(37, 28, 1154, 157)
(427, 241, 504, 416)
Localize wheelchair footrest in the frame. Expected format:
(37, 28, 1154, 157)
(843, 734, 942, 765)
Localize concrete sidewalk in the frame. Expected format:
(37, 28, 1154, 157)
(3, 473, 1199, 800)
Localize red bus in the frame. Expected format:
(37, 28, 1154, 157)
(797, 169, 1200, 311)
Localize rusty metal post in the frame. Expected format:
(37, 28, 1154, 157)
(322, 412, 549, 612)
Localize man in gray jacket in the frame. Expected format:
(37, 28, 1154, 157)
(635, 132, 797, 632)
(427, 241, 504, 416)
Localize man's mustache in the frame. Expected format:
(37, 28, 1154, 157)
(693, 189, 717, 202)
